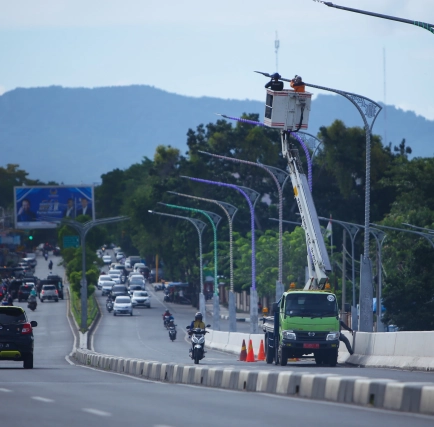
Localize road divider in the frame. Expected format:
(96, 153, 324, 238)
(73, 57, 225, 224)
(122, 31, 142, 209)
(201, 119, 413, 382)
(73, 347, 434, 416)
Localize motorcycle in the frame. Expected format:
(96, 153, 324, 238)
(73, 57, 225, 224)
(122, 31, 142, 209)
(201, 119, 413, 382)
(168, 322, 177, 341)
(187, 325, 211, 364)
(163, 293, 170, 303)
(27, 295, 37, 311)
(106, 298, 114, 313)
(163, 315, 172, 329)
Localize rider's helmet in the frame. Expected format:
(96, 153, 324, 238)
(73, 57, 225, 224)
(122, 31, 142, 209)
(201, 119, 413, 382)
(195, 312, 203, 321)
(164, 309, 170, 315)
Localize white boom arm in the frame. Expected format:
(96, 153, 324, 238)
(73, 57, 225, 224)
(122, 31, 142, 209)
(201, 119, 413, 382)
(281, 132, 331, 289)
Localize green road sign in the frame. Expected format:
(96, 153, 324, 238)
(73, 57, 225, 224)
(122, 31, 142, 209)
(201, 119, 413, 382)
(63, 235, 80, 248)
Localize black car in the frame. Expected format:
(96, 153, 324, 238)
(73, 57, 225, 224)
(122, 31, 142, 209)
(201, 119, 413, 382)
(110, 285, 129, 299)
(17, 284, 35, 302)
(0, 306, 37, 369)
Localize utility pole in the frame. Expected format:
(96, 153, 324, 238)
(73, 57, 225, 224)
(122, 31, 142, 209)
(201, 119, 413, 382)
(275, 31, 280, 72)
(342, 228, 346, 316)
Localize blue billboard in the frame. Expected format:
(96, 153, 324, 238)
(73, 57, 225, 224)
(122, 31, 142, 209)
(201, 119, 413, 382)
(14, 186, 95, 229)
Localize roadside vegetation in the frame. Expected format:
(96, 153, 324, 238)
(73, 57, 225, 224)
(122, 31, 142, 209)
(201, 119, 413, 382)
(2, 116, 433, 330)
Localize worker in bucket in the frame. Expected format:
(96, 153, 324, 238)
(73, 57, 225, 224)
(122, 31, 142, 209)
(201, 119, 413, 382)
(290, 75, 306, 92)
(265, 73, 284, 91)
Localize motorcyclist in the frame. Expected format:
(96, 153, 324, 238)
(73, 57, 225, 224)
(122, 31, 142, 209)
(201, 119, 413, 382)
(189, 312, 205, 331)
(48, 260, 53, 270)
(163, 309, 172, 327)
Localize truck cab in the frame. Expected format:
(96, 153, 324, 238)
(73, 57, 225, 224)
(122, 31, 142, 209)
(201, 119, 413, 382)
(264, 286, 340, 366)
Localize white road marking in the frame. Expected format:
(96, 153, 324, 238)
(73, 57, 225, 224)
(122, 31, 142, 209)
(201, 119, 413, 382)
(0, 388, 12, 392)
(32, 396, 54, 403)
(82, 408, 111, 417)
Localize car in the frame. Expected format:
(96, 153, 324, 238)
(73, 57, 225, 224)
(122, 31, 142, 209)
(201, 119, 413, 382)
(102, 255, 112, 264)
(97, 275, 113, 290)
(115, 252, 125, 261)
(113, 296, 133, 316)
(149, 268, 164, 283)
(101, 281, 116, 296)
(128, 273, 145, 283)
(128, 284, 143, 295)
(40, 284, 59, 302)
(39, 276, 64, 300)
(113, 247, 122, 255)
(110, 285, 129, 299)
(131, 291, 151, 308)
(129, 278, 145, 290)
(0, 306, 37, 368)
(133, 263, 146, 272)
(17, 283, 35, 302)
(53, 246, 61, 256)
(124, 259, 131, 269)
(128, 256, 142, 269)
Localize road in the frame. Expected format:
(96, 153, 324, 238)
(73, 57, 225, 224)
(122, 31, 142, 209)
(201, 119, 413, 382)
(94, 252, 434, 383)
(1, 253, 434, 427)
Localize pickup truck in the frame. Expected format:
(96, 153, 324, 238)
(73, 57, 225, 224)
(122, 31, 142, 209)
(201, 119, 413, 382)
(262, 287, 340, 366)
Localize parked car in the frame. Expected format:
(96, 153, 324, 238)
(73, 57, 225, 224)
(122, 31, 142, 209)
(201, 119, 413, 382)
(40, 284, 59, 302)
(102, 255, 112, 264)
(0, 306, 37, 368)
(101, 281, 116, 296)
(113, 296, 133, 316)
(131, 291, 151, 308)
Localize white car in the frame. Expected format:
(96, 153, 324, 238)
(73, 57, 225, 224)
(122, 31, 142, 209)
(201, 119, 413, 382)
(102, 255, 112, 264)
(131, 291, 151, 308)
(124, 259, 131, 269)
(97, 275, 113, 290)
(113, 296, 133, 316)
(133, 263, 146, 272)
(116, 252, 125, 261)
(101, 281, 116, 296)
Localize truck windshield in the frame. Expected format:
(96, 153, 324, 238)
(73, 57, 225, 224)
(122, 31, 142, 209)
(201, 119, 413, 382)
(285, 293, 338, 318)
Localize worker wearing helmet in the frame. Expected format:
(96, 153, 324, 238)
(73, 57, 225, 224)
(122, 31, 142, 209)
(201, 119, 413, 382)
(290, 75, 305, 92)
(265, 73, 284, 91)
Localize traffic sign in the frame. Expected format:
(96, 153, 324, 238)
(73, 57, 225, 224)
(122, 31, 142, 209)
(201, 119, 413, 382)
(63, 235, 79, 248)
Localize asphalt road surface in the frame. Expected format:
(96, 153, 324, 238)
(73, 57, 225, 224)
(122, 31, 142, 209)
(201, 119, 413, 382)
(1, 253, 434, 427)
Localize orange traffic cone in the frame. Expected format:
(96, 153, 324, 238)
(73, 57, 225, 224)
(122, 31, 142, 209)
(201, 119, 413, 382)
(246, 339, 256, 362)
(239, 339, 247, 361)
(257, 339, 265, 361)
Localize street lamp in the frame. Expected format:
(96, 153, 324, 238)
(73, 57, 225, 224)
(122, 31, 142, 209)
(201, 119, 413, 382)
(148, 210, 207, 321)
(181, 176, 261, 333)
(158, 202, 222, 330)
(315, 1, 434, 35)
(198, 150, 290, 301)
(167, 191, 238, 332)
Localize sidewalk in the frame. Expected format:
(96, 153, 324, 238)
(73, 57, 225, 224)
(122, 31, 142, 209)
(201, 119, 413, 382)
(205, 299, 251, 323)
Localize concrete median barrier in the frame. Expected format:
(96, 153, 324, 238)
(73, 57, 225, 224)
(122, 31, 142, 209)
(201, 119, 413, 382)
(73, 347, 434, 416)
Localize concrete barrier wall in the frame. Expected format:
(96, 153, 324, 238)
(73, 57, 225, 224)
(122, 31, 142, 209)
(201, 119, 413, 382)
(73, 347, 434, 416)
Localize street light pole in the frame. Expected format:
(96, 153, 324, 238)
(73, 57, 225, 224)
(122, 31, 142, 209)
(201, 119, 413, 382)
(198, 150, 290, 301)
(148, 210, 207, 321)
(167, 191, 238, 332)
(158, 203, 222, 330)
(181, 176, 261, 333)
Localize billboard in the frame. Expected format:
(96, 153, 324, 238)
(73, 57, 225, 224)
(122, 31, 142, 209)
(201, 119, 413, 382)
(14, 186, 95, 229)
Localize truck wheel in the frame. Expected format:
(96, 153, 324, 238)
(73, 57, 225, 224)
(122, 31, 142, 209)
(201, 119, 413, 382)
(280, 347, 288, 366)
(314, 353, 324, 365)
(327, 349, 338, 367)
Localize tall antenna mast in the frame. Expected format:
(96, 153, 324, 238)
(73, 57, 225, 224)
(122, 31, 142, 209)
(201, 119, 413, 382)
(383, 47, 387, 146)
(275, 31, 280, 72)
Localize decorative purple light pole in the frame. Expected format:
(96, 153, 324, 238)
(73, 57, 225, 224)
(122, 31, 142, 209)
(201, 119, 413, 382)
(181, 176, 261, 333)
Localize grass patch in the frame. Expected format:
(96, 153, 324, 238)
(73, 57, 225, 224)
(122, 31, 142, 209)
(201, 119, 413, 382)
(70, 290, 99, 331)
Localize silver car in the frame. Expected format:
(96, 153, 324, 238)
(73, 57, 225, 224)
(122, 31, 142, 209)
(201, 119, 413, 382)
(131, 291, 151, 308)
(40, 284, 59, 302)
(113, 296, 133, 316)
(101, 281, 116, 296)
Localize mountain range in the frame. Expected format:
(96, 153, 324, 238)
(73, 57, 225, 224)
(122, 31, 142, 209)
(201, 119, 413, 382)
(1, 85, 433, 184)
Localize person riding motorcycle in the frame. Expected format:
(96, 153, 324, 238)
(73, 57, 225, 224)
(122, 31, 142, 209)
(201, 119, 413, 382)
(189, 312, 205, 332)
(162, 309, 172, 319)
(28, 288, 37, 302)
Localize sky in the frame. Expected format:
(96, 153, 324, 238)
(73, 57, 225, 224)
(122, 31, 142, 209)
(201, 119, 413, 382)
(1, 0, 434, 119)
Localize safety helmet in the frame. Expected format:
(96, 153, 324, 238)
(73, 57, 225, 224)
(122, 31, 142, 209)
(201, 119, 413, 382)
(271, 72, 281, 80)
(165, 309, 170, 314)
(294, 75, 302, 83)
(195, 312, 203, 320)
